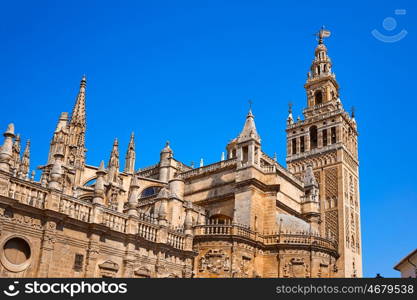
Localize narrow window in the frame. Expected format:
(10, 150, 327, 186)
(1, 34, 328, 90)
(331, 127, 337, 144)
(310, 126, 318, 149)
(300, 136, 305, 153)
(292, 139, 297, 155)
(242, 146, 248, 163)
(322, 129, 328, 147)
(315, 90, 323, 105)
(73, 254, 84, 272)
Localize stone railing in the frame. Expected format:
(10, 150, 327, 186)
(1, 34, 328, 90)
(0, 171, 192, 251)
(262, 165, 276, 174)
(194, 224, 337, 252)
(59, 196, 92, 222)
(137, 221, 158, 242)
(101, 207, 128, 233)
(178, 158, 237, 180)
(7, 177, 48, 209)
(194, 223, 256, 240)
(167, 229, 186, 250)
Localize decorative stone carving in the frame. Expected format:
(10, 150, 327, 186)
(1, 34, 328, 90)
(98, 260, 119, 278)
(199, 249, 230, 275)
(134, 266, 151, 278)
(283, 258, 310, 278)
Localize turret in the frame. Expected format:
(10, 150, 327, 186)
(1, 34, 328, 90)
(235, 109, 261, 168)
(93, 161, 106, 205)
(156, 187, 170, 226)
(127, 176, 139, 216)
(48, 151, 64, 190)
(0, 124, 16, 172)
(159, 141, 173, 182)
(184, 201, 193, 235)
(301, 165, 320, 230)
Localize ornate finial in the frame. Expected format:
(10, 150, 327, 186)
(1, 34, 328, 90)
(315, 26, 331, 44)
(166, 140, 170, 147)
(351, 106, 356, 118)
(248, 99, 253, 110)
(273, 152, 277, 161)
(190, 161, 194, 168)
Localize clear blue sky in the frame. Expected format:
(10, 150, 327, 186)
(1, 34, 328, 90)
(0, 0, 416, 277)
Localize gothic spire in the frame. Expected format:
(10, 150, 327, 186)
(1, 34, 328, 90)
(11, 133, 21, 170)
(107, 138, 120, 183)
(124, 132, 136, 174)
(237, 108, 260, 143)
(70, 75, 87, 127)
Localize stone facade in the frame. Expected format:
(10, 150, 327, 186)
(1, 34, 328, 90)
(0, 29, 361, 278)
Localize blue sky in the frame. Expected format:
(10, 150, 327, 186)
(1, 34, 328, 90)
(0, 0, 416, 277)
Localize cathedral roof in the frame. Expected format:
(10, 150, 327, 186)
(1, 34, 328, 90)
(276, 213, 317, 234)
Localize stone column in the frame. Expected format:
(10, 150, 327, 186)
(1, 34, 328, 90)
(318, 130, 323, 148)
(84, 232, 100, 278)
(122, 242, 136, 278)
(37, 220, 57, 277)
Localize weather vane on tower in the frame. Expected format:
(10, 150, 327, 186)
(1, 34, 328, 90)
(315, 26, 331, 44)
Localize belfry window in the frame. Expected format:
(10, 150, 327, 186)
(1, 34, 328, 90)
(300, 136, 305, 153)
(331, 127, 337, 144)
(309, 126, 318, 149)
(315, 90, 323, 105)
(322, 129, 328, 147)
(242, 146, 249, 164)
(292, 139, 297, 155)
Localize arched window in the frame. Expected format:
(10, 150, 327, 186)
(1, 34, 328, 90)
(310, 126, 318, 149)
(315, 90, 323, 105)
(140, 186, 161, 198)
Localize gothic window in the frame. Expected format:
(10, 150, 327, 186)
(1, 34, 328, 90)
(140, 186, 161, 198)
(315, 90, 323, 105)
(331, 127, 337, 144)
(300, 136, 305, 153)
(309, 126, 318, 149)
(323, 129, 328, 147)
(292, 139, 297, 155)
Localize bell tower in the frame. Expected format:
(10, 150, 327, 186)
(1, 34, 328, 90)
(286, 28, 362, 277)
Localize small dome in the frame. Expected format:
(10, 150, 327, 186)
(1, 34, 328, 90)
(161, 141, 173, 153)
(276, 213, 317, 234)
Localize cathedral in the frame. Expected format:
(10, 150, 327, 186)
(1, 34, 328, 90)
(0, 29, 362, 278)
